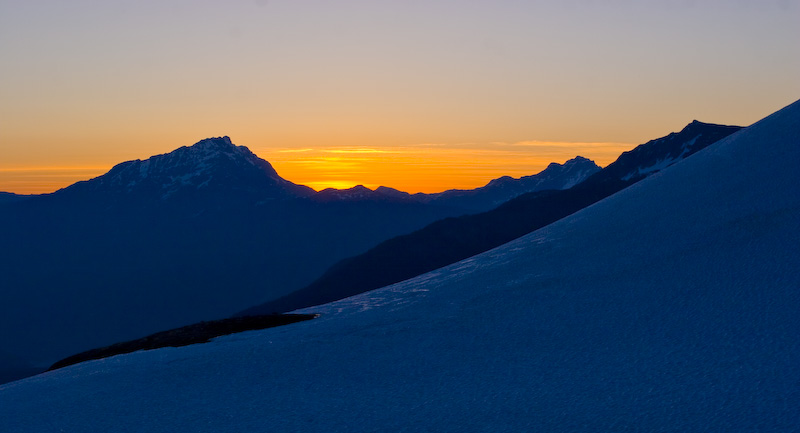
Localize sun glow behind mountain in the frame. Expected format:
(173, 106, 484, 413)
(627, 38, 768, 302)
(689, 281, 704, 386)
(0, 166, 109, 195)
(2, 99, 796, 432)
(258, 142, 634, 193)
(0, 141, 633, 195)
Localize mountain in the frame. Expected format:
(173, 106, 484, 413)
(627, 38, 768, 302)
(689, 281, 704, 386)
(312, 184, 408, 203)
(59, 136, 315, 203)
(0, 136, 598, 377)
(240, 120, 742, 315)
(311, 156, 601, 212)
(580, 119, 741, 186)
(314, 156, 600, 213)
(1, 99, 796, 432)
(0, 138, 460, 370)
(412, 156, 601, 211)
(0, 192, 35, 205)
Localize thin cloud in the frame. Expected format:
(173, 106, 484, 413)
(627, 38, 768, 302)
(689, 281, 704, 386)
(275, 148, 315, 153)
(247, 140, 640, 193)
(322, 148, 392, 154)
(505, 140, 633, 149)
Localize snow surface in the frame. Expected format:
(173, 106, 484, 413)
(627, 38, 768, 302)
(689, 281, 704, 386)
(1, 100, 799, 432)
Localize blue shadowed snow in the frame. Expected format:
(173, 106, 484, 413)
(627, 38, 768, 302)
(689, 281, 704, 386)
(1, 99, 799, 432)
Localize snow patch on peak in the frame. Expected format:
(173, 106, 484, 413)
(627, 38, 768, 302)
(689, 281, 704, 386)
(192, 135, 235, 148)
(621, 136, 700, 181)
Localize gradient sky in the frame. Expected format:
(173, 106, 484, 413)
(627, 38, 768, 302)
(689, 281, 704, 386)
(1, 0, 798, 194)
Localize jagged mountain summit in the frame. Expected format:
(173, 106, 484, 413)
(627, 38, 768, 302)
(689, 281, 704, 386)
(61, 136, 314, 201)
(2, 100, 796, 431)
(313, 184, 393, 202)
(240, 119, 742, 316)
(412, 155, 601, 211)
(585, 119, 741, 185)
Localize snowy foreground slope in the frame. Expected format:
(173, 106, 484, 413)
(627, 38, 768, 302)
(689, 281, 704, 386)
(2, 100, 799, 432)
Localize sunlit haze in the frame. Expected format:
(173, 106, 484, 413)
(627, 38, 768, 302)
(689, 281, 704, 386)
(257, 141, 633, 193)
(1, 0, 798, 194)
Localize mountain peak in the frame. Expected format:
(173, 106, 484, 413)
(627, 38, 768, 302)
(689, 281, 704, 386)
(59, 137, 314, 201)
(564, 155, 594, 165)
(195, 135, 233, 146)
(540, 156, 597, 172)
(189, 136, 236, 153)
(679, 119, 737, 135)
(592, 120, 743, 183)
(349, 184, 371, 193)
(179, 136, 255, 163)
(313, 184, 380, 202)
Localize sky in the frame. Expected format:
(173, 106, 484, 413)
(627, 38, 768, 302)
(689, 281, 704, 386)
(1, 0, 798, 194)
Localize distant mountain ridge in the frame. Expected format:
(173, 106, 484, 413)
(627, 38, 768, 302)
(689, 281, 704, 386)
(412, 156, 600, 211)
(314, 156, 601, 212)
(8, 136, 598, 214)
(0, 192, 35, 205)
(240, 120, 742, 316)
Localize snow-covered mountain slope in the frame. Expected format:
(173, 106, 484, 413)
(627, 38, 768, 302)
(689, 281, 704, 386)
(2, 99, 798, 431)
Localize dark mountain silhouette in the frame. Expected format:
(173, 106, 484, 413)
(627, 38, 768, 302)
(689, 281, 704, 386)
(313, 184, 403, 203)
(411, 156, 601, 211)
(59, 136, 315, 203)
(0, 192, 35, 205)
(0, 137, 594, 371)
(312, 156, 601, 212)
(0, 138, 447, 367)
(240, 121, 742, 316)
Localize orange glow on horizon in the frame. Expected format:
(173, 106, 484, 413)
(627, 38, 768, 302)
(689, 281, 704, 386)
(0, 166, 110, 194)
(0, 141, 635, 195)
(257, 141, 634, 193)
